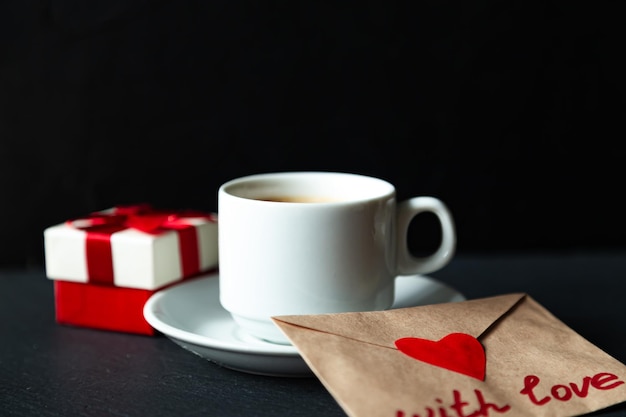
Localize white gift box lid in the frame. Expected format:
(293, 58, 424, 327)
(44, 207, 218, 290)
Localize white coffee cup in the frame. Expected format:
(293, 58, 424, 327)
(218, 171, 456, 344)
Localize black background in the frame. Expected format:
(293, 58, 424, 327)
(1, 1, 624, 267)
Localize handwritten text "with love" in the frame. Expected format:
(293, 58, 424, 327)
(396, 371, 624, 417)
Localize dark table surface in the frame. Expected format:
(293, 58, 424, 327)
(2, 251, 626, 417)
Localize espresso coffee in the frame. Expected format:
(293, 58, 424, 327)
(258, 196, 340, 203)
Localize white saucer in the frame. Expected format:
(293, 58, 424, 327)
(143, 271, 465, 377)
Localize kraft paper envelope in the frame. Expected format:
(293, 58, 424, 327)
(272, 293, 626, 417)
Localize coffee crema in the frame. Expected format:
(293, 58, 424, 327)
(257, 196, 341, 203)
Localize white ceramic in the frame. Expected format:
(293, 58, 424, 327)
(218, 172, 456, 344)
(143, 271, 465, 377)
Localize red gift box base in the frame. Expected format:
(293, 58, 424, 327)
(54, 280, 157, 335)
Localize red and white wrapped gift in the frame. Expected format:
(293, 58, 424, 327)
(44, 204, 218, 335)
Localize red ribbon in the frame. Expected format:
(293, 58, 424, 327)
(67, 204, 216, 286)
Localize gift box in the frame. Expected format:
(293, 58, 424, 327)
(44, 204, 218, 335)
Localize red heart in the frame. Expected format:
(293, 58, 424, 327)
(395, 333, 485, 380)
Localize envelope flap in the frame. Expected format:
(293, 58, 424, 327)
(273, 293, 526, 348)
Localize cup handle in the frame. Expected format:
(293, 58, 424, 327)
(396, 196, 456, 275)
